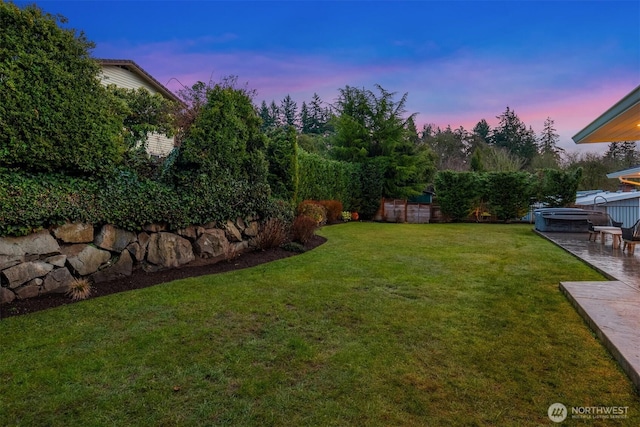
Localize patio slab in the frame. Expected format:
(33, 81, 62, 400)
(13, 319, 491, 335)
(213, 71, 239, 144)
(537, 230, 639, 392)
(560, 281, 640, 391)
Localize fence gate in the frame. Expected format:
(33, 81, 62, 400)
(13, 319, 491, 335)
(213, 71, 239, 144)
(378, 199, 431, 223)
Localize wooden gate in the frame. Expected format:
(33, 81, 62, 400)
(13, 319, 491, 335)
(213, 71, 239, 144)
(377, 199, 431, 223)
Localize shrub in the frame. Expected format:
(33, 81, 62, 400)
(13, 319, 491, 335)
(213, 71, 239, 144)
(317, 200, 343, 223)
(434, 171, 483, 221)
(259, 198, 295, 225)
(281, 242, 306, 253)
(341, 211, 352, 221)
(484, 172, 535, 221)
(253, 218, 289, 250)
(297, 200, 327, 225)
(291, 215, 317, 244)
(0, 3, 126, 175)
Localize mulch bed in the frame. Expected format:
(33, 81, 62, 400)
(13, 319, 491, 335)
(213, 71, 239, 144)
(1, 235, 327, 319)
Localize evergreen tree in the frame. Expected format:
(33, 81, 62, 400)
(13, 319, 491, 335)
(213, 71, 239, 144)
(300, 101, 311, 134)
(280, 95, 298, 129)
(259, 100, 276, 131)
(424, 125, 468, 171)
(306, 93, 330, 134)
(269, 101, 281, 128)
(605, 141, 639, 169)
(537, 117, 564, 166)
(492, 107, 538, 166)
(473, 119, 491, 142)
(331, 84, 435, 206)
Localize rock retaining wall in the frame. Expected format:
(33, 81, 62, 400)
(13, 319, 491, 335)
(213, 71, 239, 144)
(0, 218, 260, 305)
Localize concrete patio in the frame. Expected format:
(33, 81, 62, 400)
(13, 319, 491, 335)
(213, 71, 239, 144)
(537, 231, 640, 392)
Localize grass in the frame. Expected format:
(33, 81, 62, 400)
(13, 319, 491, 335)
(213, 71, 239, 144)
(1, 223, 638, 426)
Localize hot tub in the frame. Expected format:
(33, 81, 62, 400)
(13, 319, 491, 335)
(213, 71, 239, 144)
(534, 208, 609, 232)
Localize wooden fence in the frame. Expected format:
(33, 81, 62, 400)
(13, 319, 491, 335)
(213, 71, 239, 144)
(375, 199, 432, 223)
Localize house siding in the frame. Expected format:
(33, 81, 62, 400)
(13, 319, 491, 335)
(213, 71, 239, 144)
(575, 193, 640, 228)
(99, 65, 175, 157)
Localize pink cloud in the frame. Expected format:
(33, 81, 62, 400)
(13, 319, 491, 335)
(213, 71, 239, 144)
(94, 39, 636, 155)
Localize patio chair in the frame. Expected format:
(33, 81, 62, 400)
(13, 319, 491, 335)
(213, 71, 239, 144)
(586, 212, 616, 241)
(621, 219, 640, 254)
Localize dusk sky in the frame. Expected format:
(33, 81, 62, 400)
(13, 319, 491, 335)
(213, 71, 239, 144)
(25, 0, 640, 154)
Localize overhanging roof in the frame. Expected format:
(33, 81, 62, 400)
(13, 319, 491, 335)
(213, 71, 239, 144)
(572, 85, 640, 144)
(607, 166, 640, 187)
(97, 59, 184, 105)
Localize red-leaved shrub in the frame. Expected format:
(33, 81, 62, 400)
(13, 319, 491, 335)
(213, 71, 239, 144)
(291, 215, 317, 244)
(254, 218, 289, 250)
(317, 200, 343, 223)
(297, 200, 327, 225)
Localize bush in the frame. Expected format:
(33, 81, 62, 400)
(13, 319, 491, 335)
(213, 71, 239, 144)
(0, 3, 126, 175)
(253, 218, 289, 250)
(291, 215, 317, 244)
(281, 242, 306, 253)
(484, 172, 534, 221)
(316, 200, 343, 223)
(297, 200, 327, 225)
(434, 171, 483, 221)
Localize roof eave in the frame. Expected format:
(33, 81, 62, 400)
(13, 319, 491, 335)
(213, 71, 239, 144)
(572, 85, 640, 144)
(97, 58, 185, 106)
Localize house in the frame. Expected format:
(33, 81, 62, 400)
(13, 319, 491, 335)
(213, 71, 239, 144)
(572, 85, 640, 225)
(572, 84, 640, 146)
(574, 189, 640, 228)
(98, 59, 183, 157)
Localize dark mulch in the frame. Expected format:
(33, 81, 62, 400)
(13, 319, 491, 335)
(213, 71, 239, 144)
(1, 235, 327, 319)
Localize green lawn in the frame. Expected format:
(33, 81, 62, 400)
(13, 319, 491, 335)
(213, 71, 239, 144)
(1, 223, 638, 426)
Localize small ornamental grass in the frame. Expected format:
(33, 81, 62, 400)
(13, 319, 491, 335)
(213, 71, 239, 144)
(253, 218, 289, 250)
(66, 278, 92, 301)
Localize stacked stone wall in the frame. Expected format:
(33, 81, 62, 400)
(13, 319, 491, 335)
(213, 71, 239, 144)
(0, 218, 259, 305)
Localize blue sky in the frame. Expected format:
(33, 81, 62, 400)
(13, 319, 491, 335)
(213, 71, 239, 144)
(25, 0, 640, 153)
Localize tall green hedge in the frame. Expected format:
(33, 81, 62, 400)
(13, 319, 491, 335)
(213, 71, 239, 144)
(434, 171, 482, 221)
(0, 3, 126, 175)
(297, 149, 360, 210)
(434, 169, 578, 222)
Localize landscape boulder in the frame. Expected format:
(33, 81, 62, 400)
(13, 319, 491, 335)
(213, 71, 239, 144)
(92, 250, 133, 283)
(0, 254, 24, 271)
(1, 286, 16, 304)
(243, 221, 259, 238)
(45, 254, 67, 267)
(146, 232, 194, 269)
(2, 261, 54, 288)
(42, 267, 74, 294)
(194, 229, 229, 259)
(62, 244, 111, 276)
(177, 226, 204, 242)
(95, 225, 137, 252)
(0, 230, 60, 257)
(225, 220, 243, 242)
(51, 223, 94, 243)
(15, 278, 43, 299)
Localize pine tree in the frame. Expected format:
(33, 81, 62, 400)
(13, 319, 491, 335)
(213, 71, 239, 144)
(538, 117, 564, 159)
(280, 95, 298, 129)
(492, 107, 538, 165)
(258, 100, 276, 131)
